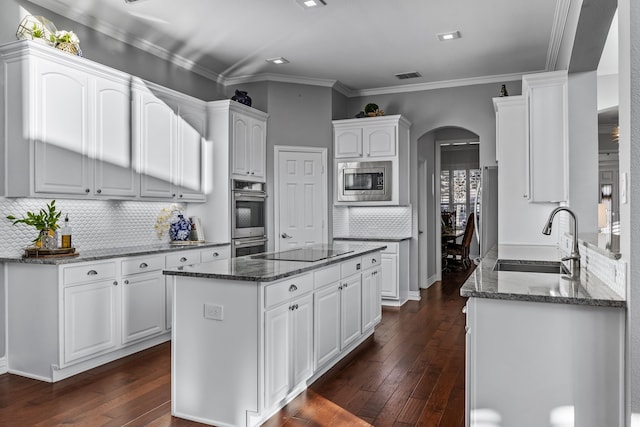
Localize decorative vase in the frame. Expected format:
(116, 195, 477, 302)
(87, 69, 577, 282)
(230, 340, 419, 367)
(231, 90, 252, 107)
(38, 228, 58, 250)
(499, 84, 509, 97)
(56, 41, 80, 56)
(169, 213, 192, 241)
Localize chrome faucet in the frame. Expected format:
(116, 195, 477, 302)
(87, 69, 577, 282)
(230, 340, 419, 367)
(542, 207, 580, 280)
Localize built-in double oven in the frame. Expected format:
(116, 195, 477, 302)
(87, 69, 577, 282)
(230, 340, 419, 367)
(231, 180, 267, 257)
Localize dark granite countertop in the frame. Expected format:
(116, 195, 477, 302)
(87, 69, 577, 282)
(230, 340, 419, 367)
(333, 236, 411, 242)
(0, 241, 230, 265)
(164, 243, 386, 282)
(460, 245, 626, 308)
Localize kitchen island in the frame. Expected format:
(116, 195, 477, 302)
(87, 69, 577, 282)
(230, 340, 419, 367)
(460, 245, 625, 427)
(164, 243, 385, 427)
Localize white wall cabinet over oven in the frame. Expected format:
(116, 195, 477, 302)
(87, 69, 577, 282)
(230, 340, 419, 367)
(231, 110, 267, 181)
(1, 41, 137, 198)
(133, 79, 207, 202)
(333, 115, 410, 205)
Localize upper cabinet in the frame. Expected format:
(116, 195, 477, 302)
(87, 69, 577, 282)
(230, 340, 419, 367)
(334, 117, 399, 159)
(133, 80, 207, 202)
(332, 115, 411, 205)
(1, 41, 137, 198)
(231, 109, 267, 181)
(209, 100, 268, 183)
(0, 40, 207, 202)
(522, 70, 568, 203)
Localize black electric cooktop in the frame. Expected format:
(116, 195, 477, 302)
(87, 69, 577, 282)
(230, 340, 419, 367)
(253, 248, 354, 262)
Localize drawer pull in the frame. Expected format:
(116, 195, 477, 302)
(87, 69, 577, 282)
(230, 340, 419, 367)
(180, 257, 188, 262)
(87, 270, 98, 276)
(371, 258, 377, 263)
(338, 285, 343, 290)
(139, 262, 148, 269)
(124, 279, 129, 285)
(113, 281, 118, 286)
(213, 252, 219, 257)
(288, 284, 298, 292)
(356, 263, 361, 270)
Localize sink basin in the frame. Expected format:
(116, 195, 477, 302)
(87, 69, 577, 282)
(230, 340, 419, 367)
(493, 259, 570, 274)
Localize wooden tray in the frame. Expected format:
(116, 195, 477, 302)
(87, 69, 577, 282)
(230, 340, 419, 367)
(23, 247, 79, 258)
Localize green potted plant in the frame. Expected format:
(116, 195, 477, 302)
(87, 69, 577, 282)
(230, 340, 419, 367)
(7, 200, 63, 249)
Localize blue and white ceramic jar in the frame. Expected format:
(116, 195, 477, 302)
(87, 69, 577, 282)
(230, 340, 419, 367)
(169, 213, 192, 241)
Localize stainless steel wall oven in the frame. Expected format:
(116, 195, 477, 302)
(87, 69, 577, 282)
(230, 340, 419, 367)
(232, 180, 267, 256)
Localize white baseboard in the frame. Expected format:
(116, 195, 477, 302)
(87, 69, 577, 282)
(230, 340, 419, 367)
(420, 274, 439, 289)
(0, 356, 7, 375)
(408, 291, 421, 301)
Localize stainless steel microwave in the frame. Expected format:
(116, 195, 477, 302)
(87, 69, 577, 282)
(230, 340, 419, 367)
(337, 161, 392, 202)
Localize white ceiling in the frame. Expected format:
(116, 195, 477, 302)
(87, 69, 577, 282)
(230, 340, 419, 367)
(28, 0, 568, 95)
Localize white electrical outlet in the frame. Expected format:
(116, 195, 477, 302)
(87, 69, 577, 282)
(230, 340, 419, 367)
(204, 303, 224, 321)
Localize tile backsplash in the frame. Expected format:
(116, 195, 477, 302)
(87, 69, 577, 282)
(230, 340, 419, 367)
(0, 198, 180, 257)
(333, 205, 412, 238)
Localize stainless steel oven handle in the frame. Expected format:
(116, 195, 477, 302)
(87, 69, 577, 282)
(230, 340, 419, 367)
(233, 237, 267, 248)
(233, 190, 267, 199)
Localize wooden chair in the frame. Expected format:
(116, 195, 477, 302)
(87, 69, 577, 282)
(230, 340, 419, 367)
(444, 213, 475, 268)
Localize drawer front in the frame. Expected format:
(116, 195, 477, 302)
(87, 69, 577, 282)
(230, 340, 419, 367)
(165, 250, 201, 268)
(265, 273, 313, 309)
(200, 246, 231, 263)
(361, 252, 381, 270)
(63, 261, 117, 286)
(122, 255, 164, 276)
(314, 264, 341, 289)
(341, 257, 362, 278)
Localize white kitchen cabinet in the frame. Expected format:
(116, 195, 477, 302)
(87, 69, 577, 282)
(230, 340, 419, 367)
(134, 80, 207, 202)
(231, 110, 266, 181)
(340, 273, 362, 348)
(332, 115, 411, 206)
(361, 253, 382, 331)
(466, 297, 624, 427)
(63, 264, 119, 364)
(522, 70, 568, 202)
(264, 274, 314, 409)
(381, 251, 398, 299)
(121, 255, 166, 343)
(334, 117, 399, 159)
(1, 41, 136, 198)
(313, 280, 342, 367)
(164, 249, 202, 330)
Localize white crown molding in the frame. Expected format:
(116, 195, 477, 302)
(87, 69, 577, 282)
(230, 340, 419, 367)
(24, 0, 222, 83)
(546, 0, 572, 71)
(353, 72, 530, 97)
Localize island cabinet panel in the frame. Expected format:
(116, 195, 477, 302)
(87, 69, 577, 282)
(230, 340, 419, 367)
(170, 247, 383, 427)
(466, 297, 624, 426)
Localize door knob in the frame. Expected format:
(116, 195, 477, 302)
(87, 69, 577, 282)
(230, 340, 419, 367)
(281, 233, 293, 239)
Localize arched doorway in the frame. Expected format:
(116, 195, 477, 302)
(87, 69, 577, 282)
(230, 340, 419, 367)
(418, 126, 491, 286)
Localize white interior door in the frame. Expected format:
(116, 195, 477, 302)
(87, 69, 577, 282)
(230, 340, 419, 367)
(275, 147, 327, 251)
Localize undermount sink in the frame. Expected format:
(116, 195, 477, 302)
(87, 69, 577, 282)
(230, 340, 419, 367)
(493, 259, 570, 275)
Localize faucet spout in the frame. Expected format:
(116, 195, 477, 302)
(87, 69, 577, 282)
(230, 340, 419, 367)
(542, 207, 580, 280)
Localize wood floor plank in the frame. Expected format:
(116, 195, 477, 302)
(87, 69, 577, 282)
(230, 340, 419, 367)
(0, 265, 474, 426)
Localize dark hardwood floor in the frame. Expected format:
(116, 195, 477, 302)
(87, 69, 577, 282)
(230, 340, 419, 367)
(0, 264, 473, 427)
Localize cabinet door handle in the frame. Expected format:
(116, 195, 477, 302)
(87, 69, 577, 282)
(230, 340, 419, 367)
(372, 258, 377, 263)
(213, 252, 219, 257)
(289, 284, 298, 292)
(246, 171, 250, 175)
(343, 283, 348, 288)
(96, 189, 102, 194)
(179, 194, 183, 198)
(356, 263, 361, 270)
(172, 193, 176, 198)
(113, 281, 118, 286)
(294, 304, 298, 310)
(85, 188, 90, 193)
(87, 270, 98, 276)
(124, 279, 129, 285)
(180, 257, 188, 262)
(338, 285, 343, 290)
(139, 262, 148, 269)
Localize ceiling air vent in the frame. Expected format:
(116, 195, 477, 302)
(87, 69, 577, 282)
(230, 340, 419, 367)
(395, 71, 421, 80)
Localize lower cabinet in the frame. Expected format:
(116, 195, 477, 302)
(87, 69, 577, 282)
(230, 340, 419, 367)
(6, 245, 230, 382)
(361, 257, 382, 331)
(264, 293, 314, 408)
(63, 274, 119, 364)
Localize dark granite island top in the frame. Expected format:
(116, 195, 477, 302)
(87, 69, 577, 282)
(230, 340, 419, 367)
(164, 243, 387, 282)
(460, 244, 626, 308)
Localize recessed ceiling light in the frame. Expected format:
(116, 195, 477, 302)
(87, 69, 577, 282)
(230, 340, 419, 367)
(266, 57, 290, 65)
(296, 0, 326, 8)
(437, 31, 461, 41)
